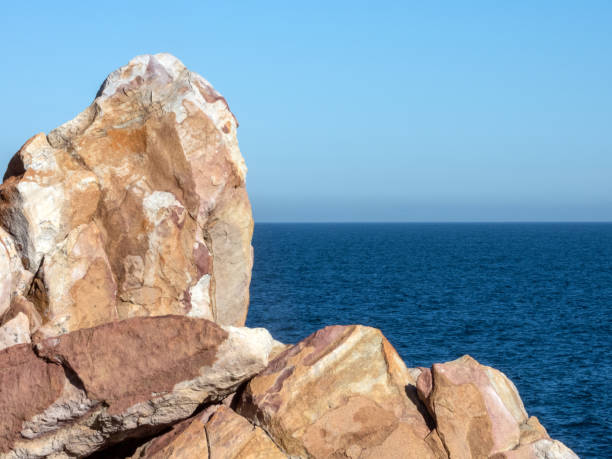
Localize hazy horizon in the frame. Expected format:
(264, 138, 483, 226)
(2, 2, 610, 222)
(254, 221, 612, 224)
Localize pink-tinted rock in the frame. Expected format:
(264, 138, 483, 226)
(416, 355, 578, 458)
(0, 344, 65, 453)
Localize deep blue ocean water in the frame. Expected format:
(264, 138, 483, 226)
(246, 223, 612, 458)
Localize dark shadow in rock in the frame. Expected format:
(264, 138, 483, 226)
(405, 384, 435, 431)
(3, 153, 25, 182)
(87, 425, 171, 459)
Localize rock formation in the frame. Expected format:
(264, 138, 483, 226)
(0, 54, 579, 458)
(0, 53, 253, 338)
(0, 319, 579, 458)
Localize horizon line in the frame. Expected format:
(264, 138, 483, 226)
(255, 220, 612, 224)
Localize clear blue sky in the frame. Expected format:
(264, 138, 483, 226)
(1, 1, 611, 222)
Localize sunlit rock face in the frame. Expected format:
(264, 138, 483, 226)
(236, 325, 441, 458)
(0, 53, 253, 335)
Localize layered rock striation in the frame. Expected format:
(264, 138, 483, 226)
(0, 54, 579, 458)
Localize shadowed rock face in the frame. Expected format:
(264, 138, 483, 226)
(0, 315, 277, 458)
(0, 53, 253, 336)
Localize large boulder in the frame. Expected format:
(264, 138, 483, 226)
(236, 325, 440, 458)
(0, 53, 253, 337)
(0, 315, 278, 458)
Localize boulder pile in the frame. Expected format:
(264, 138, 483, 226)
(0, 54, 578, 458)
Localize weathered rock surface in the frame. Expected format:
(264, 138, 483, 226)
(0, 315, 277, 458)
(236, 325, 439, 458)
(0, 53, 253, 337)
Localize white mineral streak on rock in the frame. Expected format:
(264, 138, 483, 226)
(20, 376, 97, 439)
(484, 365, 529, 424)
(500, 438, 581, 459)
(16, 179, 64, 268)
(0, 313, 30, 350)
(532, 439, 580, 458)
(188, 274, 212, 320)
(0, 229, 31, 296)
(0, 239, 12, 316)
(142, 191, 182, 225)
(173, 326, 278, 396)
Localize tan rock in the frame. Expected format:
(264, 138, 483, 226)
(205, 405, 286, 458)
(236, 325, 437, 458)
(1, 315, 277, 457)
(36, 222, 118, 337)
(132, 405, 285, 459)
(0, 312, 30, 350)
(519, 416, 549, 446)
(0, 53, 253, 334)
(130, 414, 209, 459)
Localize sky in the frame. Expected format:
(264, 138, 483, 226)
(1, 1, 611, 222)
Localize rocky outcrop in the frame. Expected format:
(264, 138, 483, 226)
(0, 53, 579, 459)
(231, 326, 577, 459)
(0, 317, 579, 459)
(0, 315, 277, 458)
(0, 53, 253, 337)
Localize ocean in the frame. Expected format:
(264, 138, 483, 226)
(246, 223, 612, 458)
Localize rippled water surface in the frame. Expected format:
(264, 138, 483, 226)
(246, 223, 612, 457)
